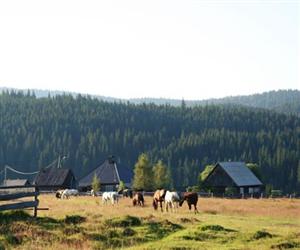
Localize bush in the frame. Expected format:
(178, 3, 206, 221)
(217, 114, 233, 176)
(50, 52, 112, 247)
(271, 241, 300, 249)
(64, 215, 86, 224)
(270, 190, 283, 198)
(200, 224, 236, 232)
(122, 227, 136, 236)
(105, 216, 142, 227)
(252, 230, 273, 240)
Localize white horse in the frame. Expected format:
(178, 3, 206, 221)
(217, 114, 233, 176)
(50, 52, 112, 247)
(61, 189, 79, 199)
(102, 191, 119, 205)
(165, 191, 180, 212)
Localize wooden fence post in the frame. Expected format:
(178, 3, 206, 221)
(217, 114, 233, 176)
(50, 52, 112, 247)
(34, 186, 38, 217)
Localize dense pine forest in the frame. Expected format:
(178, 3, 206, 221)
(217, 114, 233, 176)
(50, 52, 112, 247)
(1, 88, 299, 116)
(0, 91, 299, 192)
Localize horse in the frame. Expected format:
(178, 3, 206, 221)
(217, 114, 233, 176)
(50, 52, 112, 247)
(179, 192, 199, 213)
(102, 191, 119, 205)
(119, 189, 133, 198)
(165, 191, 180, 212)
(55, 189, 64, 199)
(132, 192, 144, 206)
(152, 189, 166, 211)
(61, 189, 79, 199)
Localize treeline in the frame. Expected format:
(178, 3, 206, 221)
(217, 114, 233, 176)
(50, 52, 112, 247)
(0, 91, 300, 192)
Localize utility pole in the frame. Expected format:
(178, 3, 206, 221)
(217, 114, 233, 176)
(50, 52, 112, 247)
(57, 155, 68, 168)
(4, 165, 7, 185)
(57, 155, 61, 168)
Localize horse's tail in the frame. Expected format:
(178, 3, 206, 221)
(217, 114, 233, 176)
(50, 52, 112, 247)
(152, 199, 158, 210)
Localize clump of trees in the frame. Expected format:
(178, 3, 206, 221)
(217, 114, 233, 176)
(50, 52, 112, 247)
(132, 153, 171, 191)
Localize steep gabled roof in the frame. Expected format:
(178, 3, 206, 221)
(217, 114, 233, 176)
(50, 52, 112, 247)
(34, 167, 74, 186)
(2, 179, 31, 187)
(79, 159, 132, 187)
(217, 162, 263, 186)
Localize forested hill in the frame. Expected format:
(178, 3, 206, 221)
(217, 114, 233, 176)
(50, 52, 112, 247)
(131, 90, 300, 115)
(0, 91, 300, 192)
(1, 88, 299, 115)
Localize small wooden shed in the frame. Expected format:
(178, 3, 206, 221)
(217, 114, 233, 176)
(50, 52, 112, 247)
(34, 167, 76, 191)
(203, 162, 263, 196)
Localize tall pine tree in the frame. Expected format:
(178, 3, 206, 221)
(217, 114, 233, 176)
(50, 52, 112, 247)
(132, 153, 153, 191)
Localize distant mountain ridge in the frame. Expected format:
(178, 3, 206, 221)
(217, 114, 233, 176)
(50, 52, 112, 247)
(1, 87, 299, 115)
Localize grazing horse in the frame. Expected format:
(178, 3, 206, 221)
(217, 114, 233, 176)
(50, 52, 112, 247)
(152, 189, 166, 211)
(132, 192, 144, 206)
(102, 191, 119, 205)
(179, 192, 199, 213)
(120, 189, 133, 198)
(61, 189, 79, 199)
(55, 189, 64, 199)
(165, 191, 180, 212)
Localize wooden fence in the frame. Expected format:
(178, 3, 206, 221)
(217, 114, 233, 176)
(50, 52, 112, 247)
(0, 185, 39, 217)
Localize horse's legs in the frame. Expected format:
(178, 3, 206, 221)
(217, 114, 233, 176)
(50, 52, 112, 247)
(160, 201, 163, 212)
(173, 201, 178, 212)
(188, 203, 192, 211)
(165, 202, 169, 212)
(194, 204, 198, 214)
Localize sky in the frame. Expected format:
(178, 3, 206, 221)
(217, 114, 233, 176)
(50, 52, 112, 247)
(0, 0, 299, 100)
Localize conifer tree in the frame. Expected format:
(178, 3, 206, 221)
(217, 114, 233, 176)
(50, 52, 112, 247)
(153, 160, 171, 189)
(91, 173, 100, 194)
(132, 153, 153, 191)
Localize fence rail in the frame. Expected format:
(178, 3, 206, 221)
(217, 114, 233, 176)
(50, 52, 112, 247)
(0, 185, 39, 217)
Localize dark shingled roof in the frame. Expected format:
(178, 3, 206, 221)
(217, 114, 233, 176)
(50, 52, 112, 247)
(79, 159, 133, 188)
(34, 167, 75, 186)
(2, 179, 31, 187)
(217, 162, 263, 186)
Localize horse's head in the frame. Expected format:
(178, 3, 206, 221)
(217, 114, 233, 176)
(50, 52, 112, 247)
(152, 199, 158, 210)
(133, 199, 137, 206)
(178, 192, 185, 207)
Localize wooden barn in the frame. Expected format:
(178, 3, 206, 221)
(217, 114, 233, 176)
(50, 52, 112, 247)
(203, 162, 263, 196)
(78, 156, 133, 191)
(2, 179, 31, 187)
(34, 167, 77, 191)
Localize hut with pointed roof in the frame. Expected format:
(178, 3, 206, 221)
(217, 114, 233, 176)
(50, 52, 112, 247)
(203, 162, 263, 196)
(78, 156, 133, 191)
(34, 167, 77, 191)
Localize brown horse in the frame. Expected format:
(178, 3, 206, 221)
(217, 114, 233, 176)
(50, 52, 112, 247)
(179, 192, 199, 213)
(152, 189, 166, 211)
(132, 192, 144, 206)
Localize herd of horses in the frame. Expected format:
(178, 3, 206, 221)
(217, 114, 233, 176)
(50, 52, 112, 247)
(55, 188, 198, 213)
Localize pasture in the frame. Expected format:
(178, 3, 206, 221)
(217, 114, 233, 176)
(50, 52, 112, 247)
(0, 195, 300, 250)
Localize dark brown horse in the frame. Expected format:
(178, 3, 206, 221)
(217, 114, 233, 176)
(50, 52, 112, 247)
(152, 189, 166, 211)
(132, 192, 144, 206)
(179, 192, 198, 213)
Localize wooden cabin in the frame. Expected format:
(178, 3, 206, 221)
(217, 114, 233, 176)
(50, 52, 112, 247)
(78, 156, 132, 191)
(203, 162, 263, 196)
(34, 167, 76, 191)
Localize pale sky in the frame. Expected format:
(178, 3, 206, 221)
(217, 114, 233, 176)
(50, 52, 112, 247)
(0, 0, 299, 100)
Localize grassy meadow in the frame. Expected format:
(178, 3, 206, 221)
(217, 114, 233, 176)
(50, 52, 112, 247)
(0, 195, 300, 250)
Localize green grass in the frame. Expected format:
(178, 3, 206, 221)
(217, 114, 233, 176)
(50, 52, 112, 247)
(0, 196, 300, 249)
